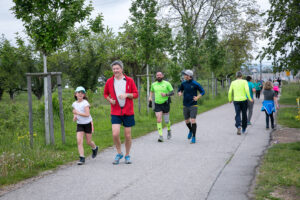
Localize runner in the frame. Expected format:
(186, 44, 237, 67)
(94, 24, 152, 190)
(72, 86, 98, 165)
(228, 71, 253, 135)
(103, 60, 138, 165)
(149, 72, 174, 142)
(246, 76, 256, 125)
(254, 79, 262, 99)
(178, 70, 205, 144)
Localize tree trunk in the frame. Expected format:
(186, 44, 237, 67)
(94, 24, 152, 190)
(0, 88, 4, 101)
(9, 90, 14, 100)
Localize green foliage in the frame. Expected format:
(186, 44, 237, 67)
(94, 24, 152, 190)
(262, 0, 300, 73)
(11, 0, 93, 55)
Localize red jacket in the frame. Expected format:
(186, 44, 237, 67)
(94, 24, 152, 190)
(103, 74, 138, 116)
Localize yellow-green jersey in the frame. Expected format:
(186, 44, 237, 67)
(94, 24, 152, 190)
(150, 80, 173, 104)
(228, 79, 252, 102)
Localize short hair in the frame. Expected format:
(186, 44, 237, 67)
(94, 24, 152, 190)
(236, 71, 243, 78)
(264, 81, 273, 90)
(156, 71, 164, 75)
(111, 60, 123, 69)
(246, 76, 252, 82)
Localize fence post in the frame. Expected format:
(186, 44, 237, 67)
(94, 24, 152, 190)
(207, 79, 209, 96)
(27, 75, 34, 148)
(215, 78, 218, 96)
(137, 76, 141, 113)
(57, 75, 65, 144)
(47, 74, 55, 145)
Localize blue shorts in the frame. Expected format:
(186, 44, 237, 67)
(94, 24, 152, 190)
(111, 115, 135, 127)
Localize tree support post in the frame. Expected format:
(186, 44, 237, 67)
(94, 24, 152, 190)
(47, 74, 55, 145)
(27, 75, 33, 148)
(57, 75, 65, 144)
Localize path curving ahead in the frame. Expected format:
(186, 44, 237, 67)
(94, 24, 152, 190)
(0, 99, 271, 200)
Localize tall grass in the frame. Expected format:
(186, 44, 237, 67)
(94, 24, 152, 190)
(279, 82, 300, 105)
(0, 82, 228, 186)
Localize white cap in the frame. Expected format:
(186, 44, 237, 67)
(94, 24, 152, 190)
(183, 69, 193, 77)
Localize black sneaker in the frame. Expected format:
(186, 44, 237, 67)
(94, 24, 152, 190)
(77, 156, 85, 165)
(92, 146, 98, 158)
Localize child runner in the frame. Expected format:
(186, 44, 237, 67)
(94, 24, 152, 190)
(72, 86, 98, 165)
(261, 81, 279, 129)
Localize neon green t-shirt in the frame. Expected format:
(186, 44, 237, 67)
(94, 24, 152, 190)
(228, 79, 252, 102)
(150, 80, 173, 104)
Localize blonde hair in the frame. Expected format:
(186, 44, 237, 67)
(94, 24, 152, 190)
(264, 81, 273, 90)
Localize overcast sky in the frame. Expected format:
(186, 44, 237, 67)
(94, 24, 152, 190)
(0, 0, 271, 65)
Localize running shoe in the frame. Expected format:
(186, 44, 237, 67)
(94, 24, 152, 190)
(124, 155, 132, 164)
(112, 153, 123, 165)
(187, 131, 192, 139)
(237, 127, 241, 135)
(242, 128, 247, 134)
(167, 130, 172, 139)
(77, 156, 85, 165)
(190, 137, 196, 144)
(92, 146, 98, 158)
(158, 135, 164, 142)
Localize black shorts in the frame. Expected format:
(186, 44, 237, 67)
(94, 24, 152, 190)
(77, 123, 92, 134)
(154, 101, 170, 113)
(183, 106, 198, 120)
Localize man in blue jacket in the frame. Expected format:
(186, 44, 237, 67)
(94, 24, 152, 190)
(178, 70, 205, 143)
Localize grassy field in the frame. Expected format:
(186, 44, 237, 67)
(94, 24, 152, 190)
(254, 82, 300, 199)
(0, 83, 228, 186)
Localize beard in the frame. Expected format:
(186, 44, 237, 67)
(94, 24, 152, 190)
(156, 78, 163, 82)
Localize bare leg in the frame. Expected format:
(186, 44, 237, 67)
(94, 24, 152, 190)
(112, 124, 122, 154)
(85, 134, 96, 149)
(124, 127, 132, 156)
(77, 132, 85, 157)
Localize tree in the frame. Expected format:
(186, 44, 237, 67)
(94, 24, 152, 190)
(0, 37, 26, 100)
(160, 0, 261, 73)
(11, 0, 92, 144)
(262, 0, 300, 73)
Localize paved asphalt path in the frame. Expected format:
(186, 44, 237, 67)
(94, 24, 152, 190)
(1, 99, 271, 200)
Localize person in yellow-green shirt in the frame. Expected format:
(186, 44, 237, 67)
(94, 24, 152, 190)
(228, 71, 253, 135)
(149, 72, 174, 142)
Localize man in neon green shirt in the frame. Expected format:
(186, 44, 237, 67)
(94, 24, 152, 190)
(228, 71, 253, 135)
(149, 72, 174, 142)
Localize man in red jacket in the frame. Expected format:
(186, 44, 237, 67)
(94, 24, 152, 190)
(104, 60, 138, 165)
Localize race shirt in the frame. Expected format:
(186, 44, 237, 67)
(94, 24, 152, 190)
(150, 80, 173, 104)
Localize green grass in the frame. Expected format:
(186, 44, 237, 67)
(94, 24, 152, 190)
(279, 83, 300, 105)
(254, 142, 300, 200)
(254, 82, 300, 199)
(0, 85, 228, 187)
(277, 107, 300, 128)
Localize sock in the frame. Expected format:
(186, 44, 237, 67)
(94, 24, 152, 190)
(157, 123, 163, 136)
(192, 123, 197, 137)
(186, 122, 192, 132)
(167, 121, 171, 131)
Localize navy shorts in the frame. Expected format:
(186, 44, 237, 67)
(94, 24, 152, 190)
(111, 115, 135, 127)
(77, 123, 92, 134)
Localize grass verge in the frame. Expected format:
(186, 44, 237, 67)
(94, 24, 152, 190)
(253, 142, 300, 200)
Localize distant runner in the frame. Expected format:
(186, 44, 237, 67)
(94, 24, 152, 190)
(149, 72, 174, 142)
(178, 70, 205, 144)
(228, 71, 253, 135)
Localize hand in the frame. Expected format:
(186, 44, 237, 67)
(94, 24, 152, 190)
(109, 98, 116, 105)
(73, 109, 78, 115)
(73, 115, 77, 122)
(276, 105, 279, 110)
(148, 97, 152, 102)
(193, 96, 199, 101)
(250, 99, 254, 103)
(118, 93, 128, 100)
(161, 93, 167, 97)
(178, 92, 182, 96)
